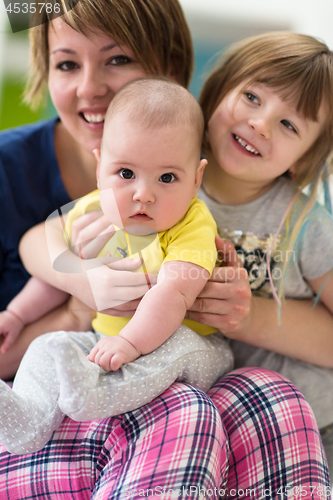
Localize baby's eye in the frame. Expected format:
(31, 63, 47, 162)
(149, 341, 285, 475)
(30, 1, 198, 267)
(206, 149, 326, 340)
(160, 173, 176, 183)
(245, 92, 259, 104)
(57, 61, 78, 71)
(109, 55, 132, 66)
(281, 120, 297, 133)
(119, 169, 135, 179)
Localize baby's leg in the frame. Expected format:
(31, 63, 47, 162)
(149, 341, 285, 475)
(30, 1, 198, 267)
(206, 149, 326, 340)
(49, 325, 233, 421)
(0, 333, 63, 454)
(0, 330, 97, 455)
(46, 330, 103, 418)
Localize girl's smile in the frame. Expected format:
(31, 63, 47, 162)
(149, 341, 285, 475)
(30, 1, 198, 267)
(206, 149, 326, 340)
(232, 133, 261, 156)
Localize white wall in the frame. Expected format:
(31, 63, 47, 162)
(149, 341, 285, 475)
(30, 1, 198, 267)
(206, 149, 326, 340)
(0, 2, 6, 55)
(179, 0, 333, 49)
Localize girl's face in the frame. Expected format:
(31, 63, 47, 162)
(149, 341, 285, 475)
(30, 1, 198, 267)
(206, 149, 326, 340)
(48, 18, 148, 154)
(207, 82, 325, 187)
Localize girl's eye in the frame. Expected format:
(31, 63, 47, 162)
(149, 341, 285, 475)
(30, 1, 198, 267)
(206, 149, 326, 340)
(245, 92, 259, 104)
(56, 61, 78, 71)
(160, 173, 176, 184)
(109, 55, 132, 66)
(281, 120, 297, 133)
(120, 169, 134, 179)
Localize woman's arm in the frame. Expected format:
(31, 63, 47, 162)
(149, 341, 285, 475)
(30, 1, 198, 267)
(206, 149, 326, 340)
(20, 217, 157, 314)
(233, 295, 333, 367)
(20, 218, 98, 307)
(187, 238, 333, 368)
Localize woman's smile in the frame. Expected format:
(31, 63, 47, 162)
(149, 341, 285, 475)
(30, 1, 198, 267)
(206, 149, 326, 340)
(79, 108, 107, 127)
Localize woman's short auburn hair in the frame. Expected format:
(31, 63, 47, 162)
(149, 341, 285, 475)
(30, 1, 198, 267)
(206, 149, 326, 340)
(25, 0, 193, 108)
(199, 31, 333, 187)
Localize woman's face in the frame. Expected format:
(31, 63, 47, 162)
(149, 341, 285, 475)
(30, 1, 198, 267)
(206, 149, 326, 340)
(48, 18, 148, 154)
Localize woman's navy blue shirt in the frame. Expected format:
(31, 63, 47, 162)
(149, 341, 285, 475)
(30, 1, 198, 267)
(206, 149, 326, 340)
(0, 119, 71, 310)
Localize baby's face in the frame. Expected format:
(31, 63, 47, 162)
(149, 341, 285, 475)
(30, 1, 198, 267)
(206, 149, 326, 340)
(96, 117, 205, 233)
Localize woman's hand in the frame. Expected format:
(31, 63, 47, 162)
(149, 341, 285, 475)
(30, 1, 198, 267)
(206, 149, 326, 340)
(186, 237, 251, 334)
(81, 258, 156, 314)
(21, 212, 157, 317)
(68, 210, 156, 315)
(70, 210, 115, 258)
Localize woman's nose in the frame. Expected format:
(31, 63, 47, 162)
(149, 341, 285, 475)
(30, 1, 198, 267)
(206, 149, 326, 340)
(77, 67, 109, 100)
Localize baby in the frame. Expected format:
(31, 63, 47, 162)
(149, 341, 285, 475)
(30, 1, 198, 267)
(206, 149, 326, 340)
(0, 77, 233, 454)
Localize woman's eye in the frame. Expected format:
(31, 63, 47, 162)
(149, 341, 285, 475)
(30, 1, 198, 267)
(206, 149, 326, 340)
(281, 120, 297, 133)
(245, 92, 259, 104)
(109, 55, 132, 66)
(160, 173, 176, 183)
(56, 61, 78, 71)
(120, 169, 134, 179)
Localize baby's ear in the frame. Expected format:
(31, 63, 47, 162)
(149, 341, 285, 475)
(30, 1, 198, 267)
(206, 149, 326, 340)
(93, 149, 101, 188)
(194, 159, 207, 192)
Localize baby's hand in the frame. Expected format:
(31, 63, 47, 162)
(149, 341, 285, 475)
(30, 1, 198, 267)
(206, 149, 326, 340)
(0, 310, 24, 354)
(87, 336, 141, 371)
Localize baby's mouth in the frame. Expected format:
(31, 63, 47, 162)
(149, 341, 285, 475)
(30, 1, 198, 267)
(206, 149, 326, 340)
(81, 113, 106, 124)
(130, 213, 153, 221)
(233, 134, 261, 155)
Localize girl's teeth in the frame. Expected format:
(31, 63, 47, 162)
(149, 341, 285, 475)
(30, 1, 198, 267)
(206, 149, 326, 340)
(83, 113, 106, 123)
(235, 135, 260, 155)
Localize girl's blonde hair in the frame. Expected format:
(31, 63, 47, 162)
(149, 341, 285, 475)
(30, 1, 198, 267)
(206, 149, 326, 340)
(24, 0, 193, 108)
(199, 32, 333, 308)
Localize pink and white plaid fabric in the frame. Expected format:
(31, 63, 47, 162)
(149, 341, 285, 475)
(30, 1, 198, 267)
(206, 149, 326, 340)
(0, 368, 329, 499)
(209, 368, 330, 498)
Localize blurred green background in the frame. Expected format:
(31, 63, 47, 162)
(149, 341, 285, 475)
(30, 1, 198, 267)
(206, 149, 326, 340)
(0, 30, 53, 130)
(0, 74, 51, 130)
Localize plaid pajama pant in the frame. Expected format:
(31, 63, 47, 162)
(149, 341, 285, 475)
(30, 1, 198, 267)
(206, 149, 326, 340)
(0, 368, 330, 500)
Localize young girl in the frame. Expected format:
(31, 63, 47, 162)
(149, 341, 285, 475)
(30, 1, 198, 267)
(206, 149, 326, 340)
(197, 31, 333, 473)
